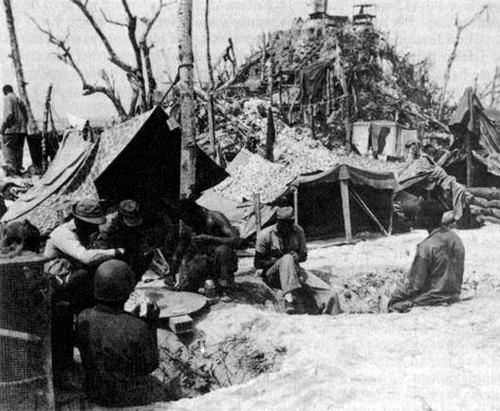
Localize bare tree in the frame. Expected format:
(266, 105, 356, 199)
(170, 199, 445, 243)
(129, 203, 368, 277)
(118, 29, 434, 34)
(33, 0, 172, 120)
(205, 0, 217, 160)
(438, 5, 489, 119)
(3, 0, 39, 134)
(178, 0, 196, 199)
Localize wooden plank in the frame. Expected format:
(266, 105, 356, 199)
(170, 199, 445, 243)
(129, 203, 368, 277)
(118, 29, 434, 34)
(0, 328, 41, 343)
(254, 193, 262, 235)
(293, 188, 299, 225)
(340, 179, 352, 243)
(169, 315, 193, 335)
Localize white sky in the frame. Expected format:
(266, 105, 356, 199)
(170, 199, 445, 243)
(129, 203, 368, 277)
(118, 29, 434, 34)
(0, 0, 498, 120)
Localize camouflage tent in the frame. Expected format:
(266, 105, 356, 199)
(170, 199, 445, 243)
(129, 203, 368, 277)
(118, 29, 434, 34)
(2, 107, 227, 234)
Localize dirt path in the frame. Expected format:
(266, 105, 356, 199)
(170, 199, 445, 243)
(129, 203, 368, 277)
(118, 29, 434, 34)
(149, 225, 500, 410)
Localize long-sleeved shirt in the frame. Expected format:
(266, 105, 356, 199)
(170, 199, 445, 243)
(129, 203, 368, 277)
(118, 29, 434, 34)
(44, 220, 117, 275)
(255, 223, 308, 271)
(389, 227, 465, 308)
(76, 304, 159, 407)
(2, 93, 27, 134)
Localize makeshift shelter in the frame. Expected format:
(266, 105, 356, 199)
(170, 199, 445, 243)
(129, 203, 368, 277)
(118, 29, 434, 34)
(352, 120, 417, 159)
(396, 155, 477, 228)
(2, 107, 228, 234)
(293, 164, 397, 240)
(444, 87, 500, 186)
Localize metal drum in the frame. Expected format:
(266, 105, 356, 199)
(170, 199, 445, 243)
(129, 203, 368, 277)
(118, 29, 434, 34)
(0, 253, 54, 410)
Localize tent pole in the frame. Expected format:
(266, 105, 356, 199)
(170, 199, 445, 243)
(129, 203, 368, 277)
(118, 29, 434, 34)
(254, 193, 262, 235)
(340, 179, 352, 243)
(466, 91, 475, 187)
(293, 187, 299, 225)
(349, 187, 389, 236)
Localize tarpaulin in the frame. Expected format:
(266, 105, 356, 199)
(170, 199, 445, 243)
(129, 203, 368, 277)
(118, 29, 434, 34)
(448, 87, 500, 177)
(297, 56, 348, 105)
(298, 60, 329, 104)
(295, 164, 398, 190)
(397, 155, 471, 222)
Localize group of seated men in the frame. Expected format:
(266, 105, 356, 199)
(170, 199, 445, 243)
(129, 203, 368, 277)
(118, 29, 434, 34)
(40, 194, 465, 406)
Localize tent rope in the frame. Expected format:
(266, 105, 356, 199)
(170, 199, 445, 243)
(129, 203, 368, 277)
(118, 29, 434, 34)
(349, 186, 390, 236)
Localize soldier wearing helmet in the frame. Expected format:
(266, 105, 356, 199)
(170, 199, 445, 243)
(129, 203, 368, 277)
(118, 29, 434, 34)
(76, 260, 162, 406)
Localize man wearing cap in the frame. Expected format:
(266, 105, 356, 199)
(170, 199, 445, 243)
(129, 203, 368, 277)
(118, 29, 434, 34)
(76, 260, 164, 406)
(255, 206, 340, 315)
(44, 198, 124, 386)
(94, 199, 149, 280)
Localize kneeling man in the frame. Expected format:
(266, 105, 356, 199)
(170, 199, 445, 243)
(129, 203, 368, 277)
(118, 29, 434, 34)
(389, 199, 465, 313)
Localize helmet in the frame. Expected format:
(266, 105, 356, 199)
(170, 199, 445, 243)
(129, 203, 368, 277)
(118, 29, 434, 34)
(94, 260, 134, 303)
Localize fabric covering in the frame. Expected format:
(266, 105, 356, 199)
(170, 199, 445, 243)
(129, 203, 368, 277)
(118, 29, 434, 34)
(3, 107, 228, 234)
(294, 164, 397, 190)
(447, 87, 500, 177)
(298, 57, 348, 105)
(397, 156, 471, 222)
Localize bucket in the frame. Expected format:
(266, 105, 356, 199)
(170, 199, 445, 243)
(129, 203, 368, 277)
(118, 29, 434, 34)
(0, 253, 53, 410)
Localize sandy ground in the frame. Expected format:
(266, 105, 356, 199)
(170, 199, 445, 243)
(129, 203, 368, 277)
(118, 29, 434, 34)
(102, 225, 500, 411)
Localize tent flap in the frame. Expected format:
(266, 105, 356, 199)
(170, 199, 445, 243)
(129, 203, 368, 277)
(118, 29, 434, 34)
(295, 164, 397, 191)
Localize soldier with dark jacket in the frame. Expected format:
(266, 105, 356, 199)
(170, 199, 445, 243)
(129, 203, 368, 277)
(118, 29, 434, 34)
(76, 260, 161, 406)
(389, 199, 465, 313)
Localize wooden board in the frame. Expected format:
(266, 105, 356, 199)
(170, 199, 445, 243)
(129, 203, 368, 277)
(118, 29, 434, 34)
(125, 288, 207, 319)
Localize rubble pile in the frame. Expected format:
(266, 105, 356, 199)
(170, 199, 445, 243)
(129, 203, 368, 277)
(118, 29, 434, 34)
(213, 153, 294, 203)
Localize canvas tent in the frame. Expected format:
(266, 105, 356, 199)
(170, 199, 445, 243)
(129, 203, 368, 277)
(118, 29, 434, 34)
(443, 87, 500, 186)
(293, 164, 397, 240)
(2, 106, 228, 234)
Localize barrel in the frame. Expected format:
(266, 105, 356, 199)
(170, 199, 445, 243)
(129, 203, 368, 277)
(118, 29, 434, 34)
(0, 253, 53, 410)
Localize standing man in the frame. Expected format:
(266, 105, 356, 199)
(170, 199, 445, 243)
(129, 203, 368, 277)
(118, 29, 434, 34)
(254, 207, 340, 315)
(76, 260, 162, 406)
(389, 199, 465, 313)
(1, 85, 27, 176)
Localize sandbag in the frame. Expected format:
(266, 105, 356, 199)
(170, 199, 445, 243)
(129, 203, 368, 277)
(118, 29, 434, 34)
(487, 199, 500, 209)
(467, 187, 500, 201)
(481, 215, 500, 225)
(471, 196, 489, 208)
(469, 205, 484, 216)
(483, 207, 500, 219)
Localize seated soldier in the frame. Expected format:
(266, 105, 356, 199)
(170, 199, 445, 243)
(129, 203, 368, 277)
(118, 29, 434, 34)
(94, 199, 151, 281)
(76, 260, 162, 407)
(44, 198, 123, 384)
(254, 207, 340, 315)
(169, 197, 240, 293)
(389, 199, 465, 313)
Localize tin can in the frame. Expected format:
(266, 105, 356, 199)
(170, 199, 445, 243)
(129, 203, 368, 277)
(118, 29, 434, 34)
(204, 279, 216, 298)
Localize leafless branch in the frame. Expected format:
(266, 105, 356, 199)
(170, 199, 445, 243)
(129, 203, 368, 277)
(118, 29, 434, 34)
(31, 17, 127, 120)
(100, 9, 127, 27)
(69, 0, 136, 75)
(141, 0, 169, 42)
(438, 5, 489, 119)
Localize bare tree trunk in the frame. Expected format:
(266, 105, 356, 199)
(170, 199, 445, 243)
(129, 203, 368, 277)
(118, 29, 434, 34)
(42, 84, 53, 171)
(490, 66, 499, 109)
(3, 0, 39, 134)
(205, 0, 217, 161)
(438, 6, 488, 119)
(178, 0, 197, 200)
